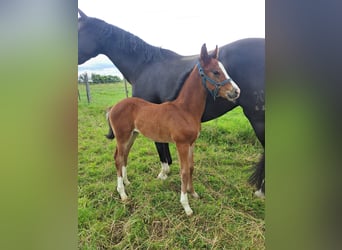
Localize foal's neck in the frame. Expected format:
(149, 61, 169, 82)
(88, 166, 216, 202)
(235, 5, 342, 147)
(173, 66, 208, 121)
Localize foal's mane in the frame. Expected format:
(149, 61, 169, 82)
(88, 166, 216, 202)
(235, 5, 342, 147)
(79, 16, 179, 63)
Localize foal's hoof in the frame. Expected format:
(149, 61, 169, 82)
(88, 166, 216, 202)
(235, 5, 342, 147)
(191, 192, 200, 199)
(184, 208, 193, 216)
(117, 189, 128, 201)
(120, 194, 128, 201)
(124, 180, 131, 186)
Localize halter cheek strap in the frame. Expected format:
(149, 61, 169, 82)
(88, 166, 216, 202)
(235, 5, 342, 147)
(197, 62, 231, 100)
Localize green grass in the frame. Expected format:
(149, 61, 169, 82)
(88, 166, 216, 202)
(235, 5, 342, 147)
(78, 83, 264, 249)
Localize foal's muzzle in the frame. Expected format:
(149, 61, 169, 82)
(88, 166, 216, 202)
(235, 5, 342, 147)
(227, 86, 240, 101)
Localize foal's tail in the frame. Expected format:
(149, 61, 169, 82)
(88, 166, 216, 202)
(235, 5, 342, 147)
(248, 153, 265, 194)
(105, 107, 115, 140)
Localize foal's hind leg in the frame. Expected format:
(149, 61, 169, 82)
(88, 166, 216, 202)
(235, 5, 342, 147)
(114, 132, 138, 201)
(114, 144, 128, 201)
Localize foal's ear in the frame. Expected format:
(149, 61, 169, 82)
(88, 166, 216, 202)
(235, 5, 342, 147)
(212, 45, 219, 59)
(200, 43, 210, 65)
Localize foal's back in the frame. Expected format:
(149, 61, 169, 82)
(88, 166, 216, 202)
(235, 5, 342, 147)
(110, 97, 199, 144)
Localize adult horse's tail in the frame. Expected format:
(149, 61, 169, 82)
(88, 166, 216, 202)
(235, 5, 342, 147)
(248, 153, 265, 197)
(105, 108, 115, 139)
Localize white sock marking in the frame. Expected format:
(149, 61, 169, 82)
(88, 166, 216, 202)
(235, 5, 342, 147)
(117, 177, 127, 200)
(122, 166, 130, 185)
(157, 162, 170, 180)
(254, 189, 265, 198)
(180, 192, 193, 216)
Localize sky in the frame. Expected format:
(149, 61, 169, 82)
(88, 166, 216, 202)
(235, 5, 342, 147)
(78, 0, 264, 77)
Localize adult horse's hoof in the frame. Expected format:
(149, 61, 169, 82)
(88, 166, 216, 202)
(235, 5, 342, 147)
(157, 162, 170, 180)
(157, 172, 168, 180)
(254, 189, 265, 198)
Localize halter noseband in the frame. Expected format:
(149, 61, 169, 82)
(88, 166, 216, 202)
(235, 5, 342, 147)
(197, 62, 231, 100)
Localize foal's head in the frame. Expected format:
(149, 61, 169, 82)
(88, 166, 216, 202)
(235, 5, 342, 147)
(198, 44, 240, 101)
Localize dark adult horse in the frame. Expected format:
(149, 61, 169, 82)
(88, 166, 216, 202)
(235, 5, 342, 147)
(78, 9, 265, 196)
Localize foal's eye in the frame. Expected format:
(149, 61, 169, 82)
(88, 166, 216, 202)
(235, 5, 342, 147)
(213, 71, 220, 76)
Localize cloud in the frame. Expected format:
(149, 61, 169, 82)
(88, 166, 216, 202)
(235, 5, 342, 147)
(78, 55, 123, 78)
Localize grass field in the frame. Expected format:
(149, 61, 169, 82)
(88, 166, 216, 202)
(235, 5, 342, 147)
(78, 83, 265, 249)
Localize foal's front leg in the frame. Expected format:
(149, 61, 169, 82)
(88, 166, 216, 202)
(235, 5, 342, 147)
(188, 144, 199, 199)
(122, 132, 138, 186)
(177, 143, 194, 216)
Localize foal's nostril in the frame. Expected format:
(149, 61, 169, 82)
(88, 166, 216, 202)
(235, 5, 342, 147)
(228, 88, 240, 100)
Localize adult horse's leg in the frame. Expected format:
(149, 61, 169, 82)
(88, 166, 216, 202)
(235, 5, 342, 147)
(156, 142, 172, 180)
(251, 153, 265, 197)
(243, 107, 265, 197)
(176, 143, 193, 216)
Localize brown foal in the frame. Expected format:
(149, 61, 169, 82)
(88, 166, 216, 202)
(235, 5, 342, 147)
(108, 44, 240, 215)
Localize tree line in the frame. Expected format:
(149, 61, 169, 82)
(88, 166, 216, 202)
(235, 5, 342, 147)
(78, 72, 122, 84)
